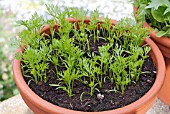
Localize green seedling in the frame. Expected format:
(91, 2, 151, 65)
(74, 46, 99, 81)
(16, 5, 151, 97)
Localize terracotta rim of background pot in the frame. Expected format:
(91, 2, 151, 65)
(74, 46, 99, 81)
(13, 18, 165, 114)
(134, 6, 170, 59)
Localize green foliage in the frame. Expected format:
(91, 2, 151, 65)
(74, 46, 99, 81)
(18, 43, 51, 84)
(51, 68, 81, 97)
(16, 12, 45, 31)
(145, 0, 170, 10)
(0, 5, 19, 101)
(0, 46, 19, 101)
(133, 0, 170, 37)
(16, 5, 150, 97)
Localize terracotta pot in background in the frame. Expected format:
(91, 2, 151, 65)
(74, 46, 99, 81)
(143, 22, 170, 59)
(134, 6, 170, 59)
(158, 58, 170, 106)
(13, 18, 165, 114)
(134, 6, 170, 107)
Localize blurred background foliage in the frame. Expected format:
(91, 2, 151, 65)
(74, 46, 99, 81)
(0, 0, 132, 101)
(0, 5, 19, 101)
(0, 46, 18, 101)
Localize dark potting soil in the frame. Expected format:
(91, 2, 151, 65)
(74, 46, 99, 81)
(25, 57, 156, 112)
(24, 31, 156, 112)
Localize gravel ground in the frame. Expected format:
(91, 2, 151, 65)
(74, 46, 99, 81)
(147, 99, 170, 114)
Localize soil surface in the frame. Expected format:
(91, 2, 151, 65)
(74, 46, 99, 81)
(24, 31, 156, 112)
(25, 57, 156, 112)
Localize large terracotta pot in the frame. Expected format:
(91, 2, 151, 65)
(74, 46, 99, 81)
(134, 6, 170, 59)
(13, 18, 165, 114)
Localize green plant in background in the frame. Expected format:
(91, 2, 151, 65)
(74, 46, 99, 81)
(16, 5, 150, 97)
(0, 5, 19, 101)
(0, 46, 19, 101)
(133, 0, 170, 38)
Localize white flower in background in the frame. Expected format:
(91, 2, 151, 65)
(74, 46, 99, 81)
(2, 73, 8, 81)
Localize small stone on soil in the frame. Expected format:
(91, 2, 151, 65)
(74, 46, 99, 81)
(153, 71, 157, 74)
(147, 79, 152, 83)
(97, 93, 104, 100)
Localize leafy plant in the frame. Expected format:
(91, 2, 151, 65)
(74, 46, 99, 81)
(16, 5, 150, 97)
(133, 0, 170, 37)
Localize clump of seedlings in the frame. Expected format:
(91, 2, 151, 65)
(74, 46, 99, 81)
(16, 5, 154, 111)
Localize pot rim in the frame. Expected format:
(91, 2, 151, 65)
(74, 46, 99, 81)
(13, 18, 165, 114)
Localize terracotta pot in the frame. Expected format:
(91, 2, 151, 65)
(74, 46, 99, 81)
(13, 18, 165, 114)
(134, 6, 170, 59)
(158, 58, 170, 106)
